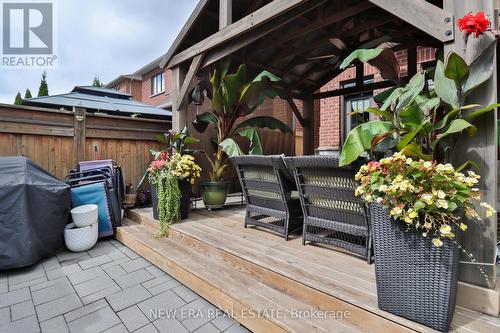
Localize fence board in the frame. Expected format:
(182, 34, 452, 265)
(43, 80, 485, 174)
(0, 104, 168, 187)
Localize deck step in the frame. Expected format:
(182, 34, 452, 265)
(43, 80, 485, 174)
(117, 219, 364, 333)
(123, 209, 500, 333)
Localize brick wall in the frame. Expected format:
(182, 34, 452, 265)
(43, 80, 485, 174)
(141, 68, 170, 106)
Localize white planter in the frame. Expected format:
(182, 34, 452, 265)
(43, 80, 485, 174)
(64, 222, 98, 252)
(71, 204, 98, 227)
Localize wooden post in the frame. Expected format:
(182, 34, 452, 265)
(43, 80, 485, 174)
(302, 95, 314, 155)
(171, 65, 187, 132)
(219, 0, 232, 29)
(443, 0, 497, 291)
(73, 107, 86, 164)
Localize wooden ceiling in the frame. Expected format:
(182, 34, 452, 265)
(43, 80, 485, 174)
(167, 0, 445, 96)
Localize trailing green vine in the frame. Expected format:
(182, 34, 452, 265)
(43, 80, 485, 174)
(154, 172, 180, 237)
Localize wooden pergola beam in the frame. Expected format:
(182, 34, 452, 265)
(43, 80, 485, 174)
(200, 0, 325, 69)
(160, 0, 208, 68)
(259, 1, 375, 50)
(175, 53, 204, 111)
(219, 0, 232, 29)
(286, 98, 307, 126)
(167, 0, 310, 68)
(369, 0, 455, 42)
(312, 80, 398, 99)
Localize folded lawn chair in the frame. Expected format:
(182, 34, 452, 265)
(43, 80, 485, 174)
(68, 160, 124, 226)
(66, 175, 115, 238)
(285, 156, 372, 263)
(230, 155, 302, 240)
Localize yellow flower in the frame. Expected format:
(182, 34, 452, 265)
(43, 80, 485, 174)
(440, 224, 452, 236)
(423, 222, 432, 229)
(421, 193, 434, 205)
(432, 238, 443, 247)
(436, 199, 448, 209)
(459, 223, 467, 231)
(408, 210, 418, 219)
(390, 207, 402, 216)
(423, 161, 433, 169)
(437, 190, 446, 199)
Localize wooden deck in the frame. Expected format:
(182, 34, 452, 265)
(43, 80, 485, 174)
(117, 206, 500, 333)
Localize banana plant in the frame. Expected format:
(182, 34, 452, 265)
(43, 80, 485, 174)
(339, 32, 499, 167)
(193, 60, 292, 182)
(151, 126, 200, 158)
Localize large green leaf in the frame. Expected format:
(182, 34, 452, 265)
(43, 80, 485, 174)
(397, 119, 430, 151)
(436, 119, 476, 141)
(465, 103, 500, 122)
(399, 104, 425, 128)
(238, 79, 282, 116)
(210, 60, 231, 114)
(222, 64, 247, 116)
(444, 52, 469, 87)
(434, 60, 459, 108)
(340, 48, 399, 83)
(400, 142, 432, 160)
(353, 107, 393, 121)
(434, 104, 480, 130)
(340, 48, 383, 69)
(416, 95, 440, 113)
(339, 121, 394, 166)
(238, 128, 263, 155)
(192, 112, 218, 133)
(462, 33, 496, 95)
(395, 72, 425, 113)
(381, 87, 404, 111)
(220, 138, 243, 157)
(253, 70, 280, 82)
(235, 116, 293, 134)
(374, 86, 397, 104)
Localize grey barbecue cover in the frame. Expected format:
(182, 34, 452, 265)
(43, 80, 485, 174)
(0, 156, 70, 270)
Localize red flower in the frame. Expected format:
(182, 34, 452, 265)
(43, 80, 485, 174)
(458, 12, 490, 37)
(367, 161, 381, 171)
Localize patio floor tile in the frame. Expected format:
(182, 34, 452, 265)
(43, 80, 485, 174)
(40, 315, 69, 333)
(10, 299, 36, 321)
(67, 266, 106, 285)
(46, 263, 82, 280)
(31, 278, 74, 305)
(0, 314, 40, 333)
(114, 268, 154, 289)
(67, 305, 121, 333)
(3, 240, 250, 333)
(107, 284, 152, 312)
(35, 292, 82, 322)
(0, 287, 31, 308)
(117, 304, 150, 331)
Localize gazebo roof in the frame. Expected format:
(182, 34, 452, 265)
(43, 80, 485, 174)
(161, 0, 453, 96)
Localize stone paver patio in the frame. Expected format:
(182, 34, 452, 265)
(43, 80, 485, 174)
(0, 240, 250, 333)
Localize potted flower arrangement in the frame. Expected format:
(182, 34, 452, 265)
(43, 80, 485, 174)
(192, 60, 292, 209)
(149, 128, 202, 235)
(339, 12, 497, 332)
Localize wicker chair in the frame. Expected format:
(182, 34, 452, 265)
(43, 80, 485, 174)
(230, 155, 303, 240)
(285, 155, 372, 263)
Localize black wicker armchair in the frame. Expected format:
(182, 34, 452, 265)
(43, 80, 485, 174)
(285, 155, 372, 263)
(230, 155, 303, 240)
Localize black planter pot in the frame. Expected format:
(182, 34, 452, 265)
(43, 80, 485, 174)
(370, 204, 459, 332)
(151, 179, 191, 221)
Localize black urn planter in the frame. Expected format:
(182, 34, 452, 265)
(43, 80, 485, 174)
(370, 204, 460, 332)
(151, 179, 191, 221)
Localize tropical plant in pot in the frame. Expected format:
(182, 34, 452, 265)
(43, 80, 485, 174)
(339, 12, 497, 332)
(193, 60, 292, 209)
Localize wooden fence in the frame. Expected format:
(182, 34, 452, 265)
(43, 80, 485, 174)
(0, 104, 170, 187)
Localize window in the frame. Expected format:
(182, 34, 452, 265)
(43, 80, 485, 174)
(151, 72, 164, 95)
(341, 77, 374, 141)
(422, 61, 437, 91)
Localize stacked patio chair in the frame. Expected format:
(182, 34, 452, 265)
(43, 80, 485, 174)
(285, 156, 372, 263)
(230, 155, 302, 240)
(65, 160, 124, 238)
